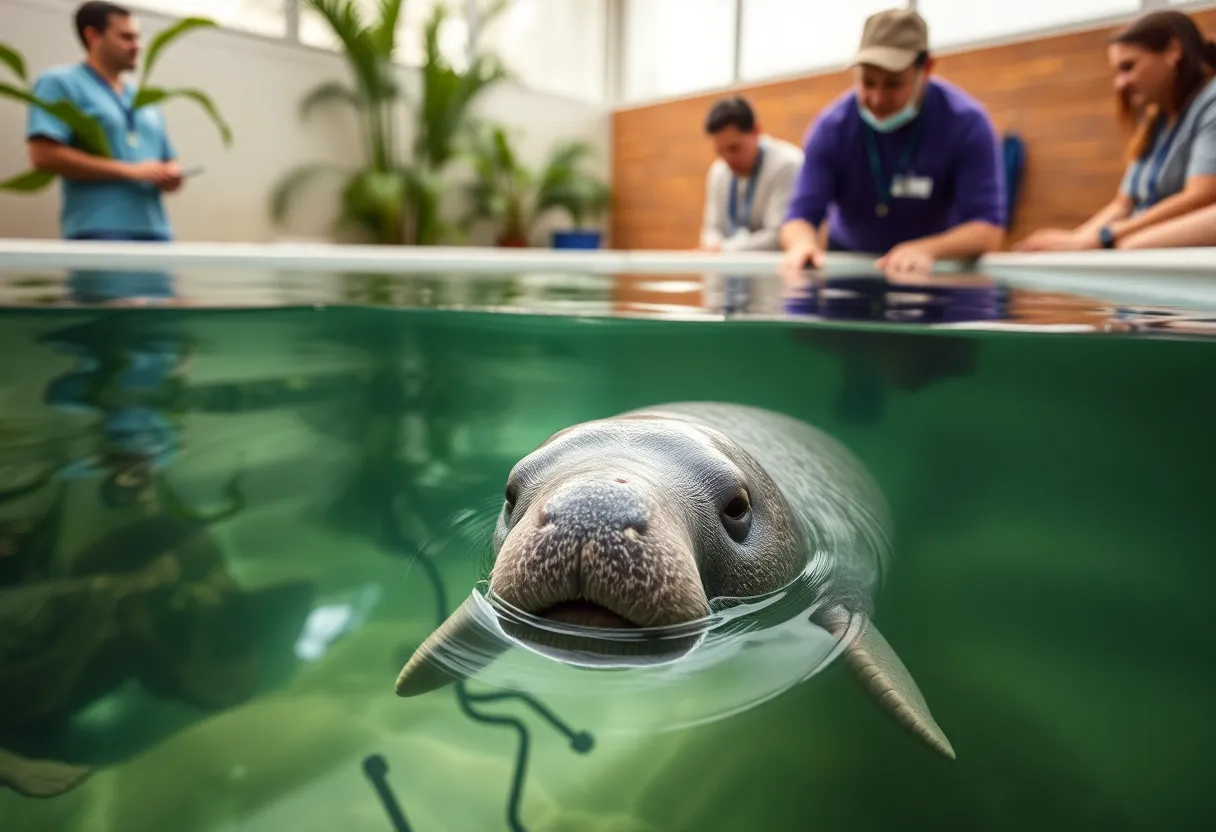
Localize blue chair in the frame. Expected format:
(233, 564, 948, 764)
(1002, 131, 1027, 230)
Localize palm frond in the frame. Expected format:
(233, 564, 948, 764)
(137, 17, 217, 88)
(0, 41, 27, 83)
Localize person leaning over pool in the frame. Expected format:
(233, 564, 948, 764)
(1016, 10, 1216, 252)
(778, 8, 1006, 277)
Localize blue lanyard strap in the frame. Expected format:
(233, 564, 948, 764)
(1130, 115, 1183, 209)
(863, 117, 925, 212)
(81, 64, 138, 142)
(727, 145, 765, 235)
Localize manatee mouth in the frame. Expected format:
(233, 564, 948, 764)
(535, 598, 641, 629)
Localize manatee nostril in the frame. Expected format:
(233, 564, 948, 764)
(542, 480, 649, 535)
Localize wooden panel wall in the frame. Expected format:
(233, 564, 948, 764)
(609, 9, 1216, 251)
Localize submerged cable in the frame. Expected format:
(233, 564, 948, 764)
(369, 502, 594, 832)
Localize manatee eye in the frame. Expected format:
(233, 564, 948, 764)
(503, 480, 518, 513)
(720, 488, 752, 542)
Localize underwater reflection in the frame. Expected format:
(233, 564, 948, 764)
(0, 311, 317, 800)
(397, 401, 955, 759)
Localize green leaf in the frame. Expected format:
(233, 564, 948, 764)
(370, 0, 406, 58)
(269, 161, 349, 224)
(132, 86, 233, 146)
(138, 17, 217, 88)
(299, 80, 360, 120)
(302, 0, 395, 104)
(0, 168, 56, 192)
(0, 83, 112, 157)
(0, 41, 27, 83)
(341, 168, 408, 243)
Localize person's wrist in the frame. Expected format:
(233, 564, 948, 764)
(115, 160, 140, 180)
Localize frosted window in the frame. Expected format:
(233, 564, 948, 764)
(298, 0, 469, 69)
(478, 0, 607, 103)
(622, 0, 736, 103)
(739, 1, 898, 81)
(916, 0, 1143, 49)
(128, 0, 287, 37)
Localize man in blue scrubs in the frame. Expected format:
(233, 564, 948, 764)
(26, 1, 184, 243)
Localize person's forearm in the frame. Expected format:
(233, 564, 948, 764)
(29, 142, 132, 181)
(1109, 186, 1216, 241)
(908, 221, 1004, 260)
(1075, 197, 1131, 237)
(1118, 201, 1216, 249)
(780, 218, 819, 250)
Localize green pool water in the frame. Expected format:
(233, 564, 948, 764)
(0, 267, 1213, 831)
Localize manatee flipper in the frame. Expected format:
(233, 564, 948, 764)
(825, 610, 955, 760)
(0, 748, 92, 798)
(395, 594, 507, 697)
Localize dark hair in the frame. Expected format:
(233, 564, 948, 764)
(704, 96, 756, 135)
(1111, 11, 1216, 161)
(74, 1, 130, 47)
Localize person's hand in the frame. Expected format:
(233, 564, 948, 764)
(700, 238, 722, 253)
(127, 160, 181, 189)
(1013, 228, 1097, 252)
(876, 241, 934, 278)
(780, 239, 824, 272)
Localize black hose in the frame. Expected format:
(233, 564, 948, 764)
(364, 502, 594, 831)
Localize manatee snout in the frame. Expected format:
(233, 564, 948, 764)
(489, 474, 710, 630)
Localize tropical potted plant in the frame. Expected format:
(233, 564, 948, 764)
(458, 120, 611, 249)
(269, 0, 510, 246)
(0, 17, 233, 193)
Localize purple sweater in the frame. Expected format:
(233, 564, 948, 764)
(784, 77, 1006, 254)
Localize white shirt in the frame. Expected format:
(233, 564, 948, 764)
(700, 134, 805, 252)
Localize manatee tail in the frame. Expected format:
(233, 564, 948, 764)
(395, 594, 507, 697)
(823, 609, 956, 760)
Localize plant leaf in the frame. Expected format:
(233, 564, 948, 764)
(0, 83, 112, 157)
(370, 0, 406, 58)
(138, 17, 217, 88)
(0, 41, 27, 82)
(133, 87, 233, 146)
(269, 161, 348, 224)
(0, 168, 56, 192)
(299, 80, 360, 119)
(302, 0, 395, 104)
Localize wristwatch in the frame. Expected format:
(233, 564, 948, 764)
(1099, 225, 1116, 249)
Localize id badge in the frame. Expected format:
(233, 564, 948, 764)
(892, 174, 933, 199)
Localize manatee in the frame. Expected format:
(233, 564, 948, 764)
(394, 402, 954, 760)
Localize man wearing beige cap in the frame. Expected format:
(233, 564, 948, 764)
(779, 7, 1006, 277)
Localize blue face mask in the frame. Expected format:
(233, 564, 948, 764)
(858, 72, 924, 133)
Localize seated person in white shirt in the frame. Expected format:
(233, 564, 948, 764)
(699, 96, 805, 252)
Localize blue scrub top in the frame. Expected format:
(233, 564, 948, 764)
(26, 63, 176, 241)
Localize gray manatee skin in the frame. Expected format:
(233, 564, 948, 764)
(630, 402, 894, 618)
(396, 402, 955, 760)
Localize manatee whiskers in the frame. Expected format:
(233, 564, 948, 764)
(489, 476, 710, 631)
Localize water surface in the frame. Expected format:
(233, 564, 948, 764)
(0, 264, 1213, 831)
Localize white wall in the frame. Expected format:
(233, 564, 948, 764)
(0, 0, 611, 245)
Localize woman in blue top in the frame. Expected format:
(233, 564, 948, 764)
(1017, 11, 1216, 252)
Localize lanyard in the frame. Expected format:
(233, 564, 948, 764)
(727, 145, 765, 235)
(863, 117, 925, 217)
(1130, 115, 1183, 209)
(81, 63, 139, 148)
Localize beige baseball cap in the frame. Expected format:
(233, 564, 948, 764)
(850, 8, 929, 72)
